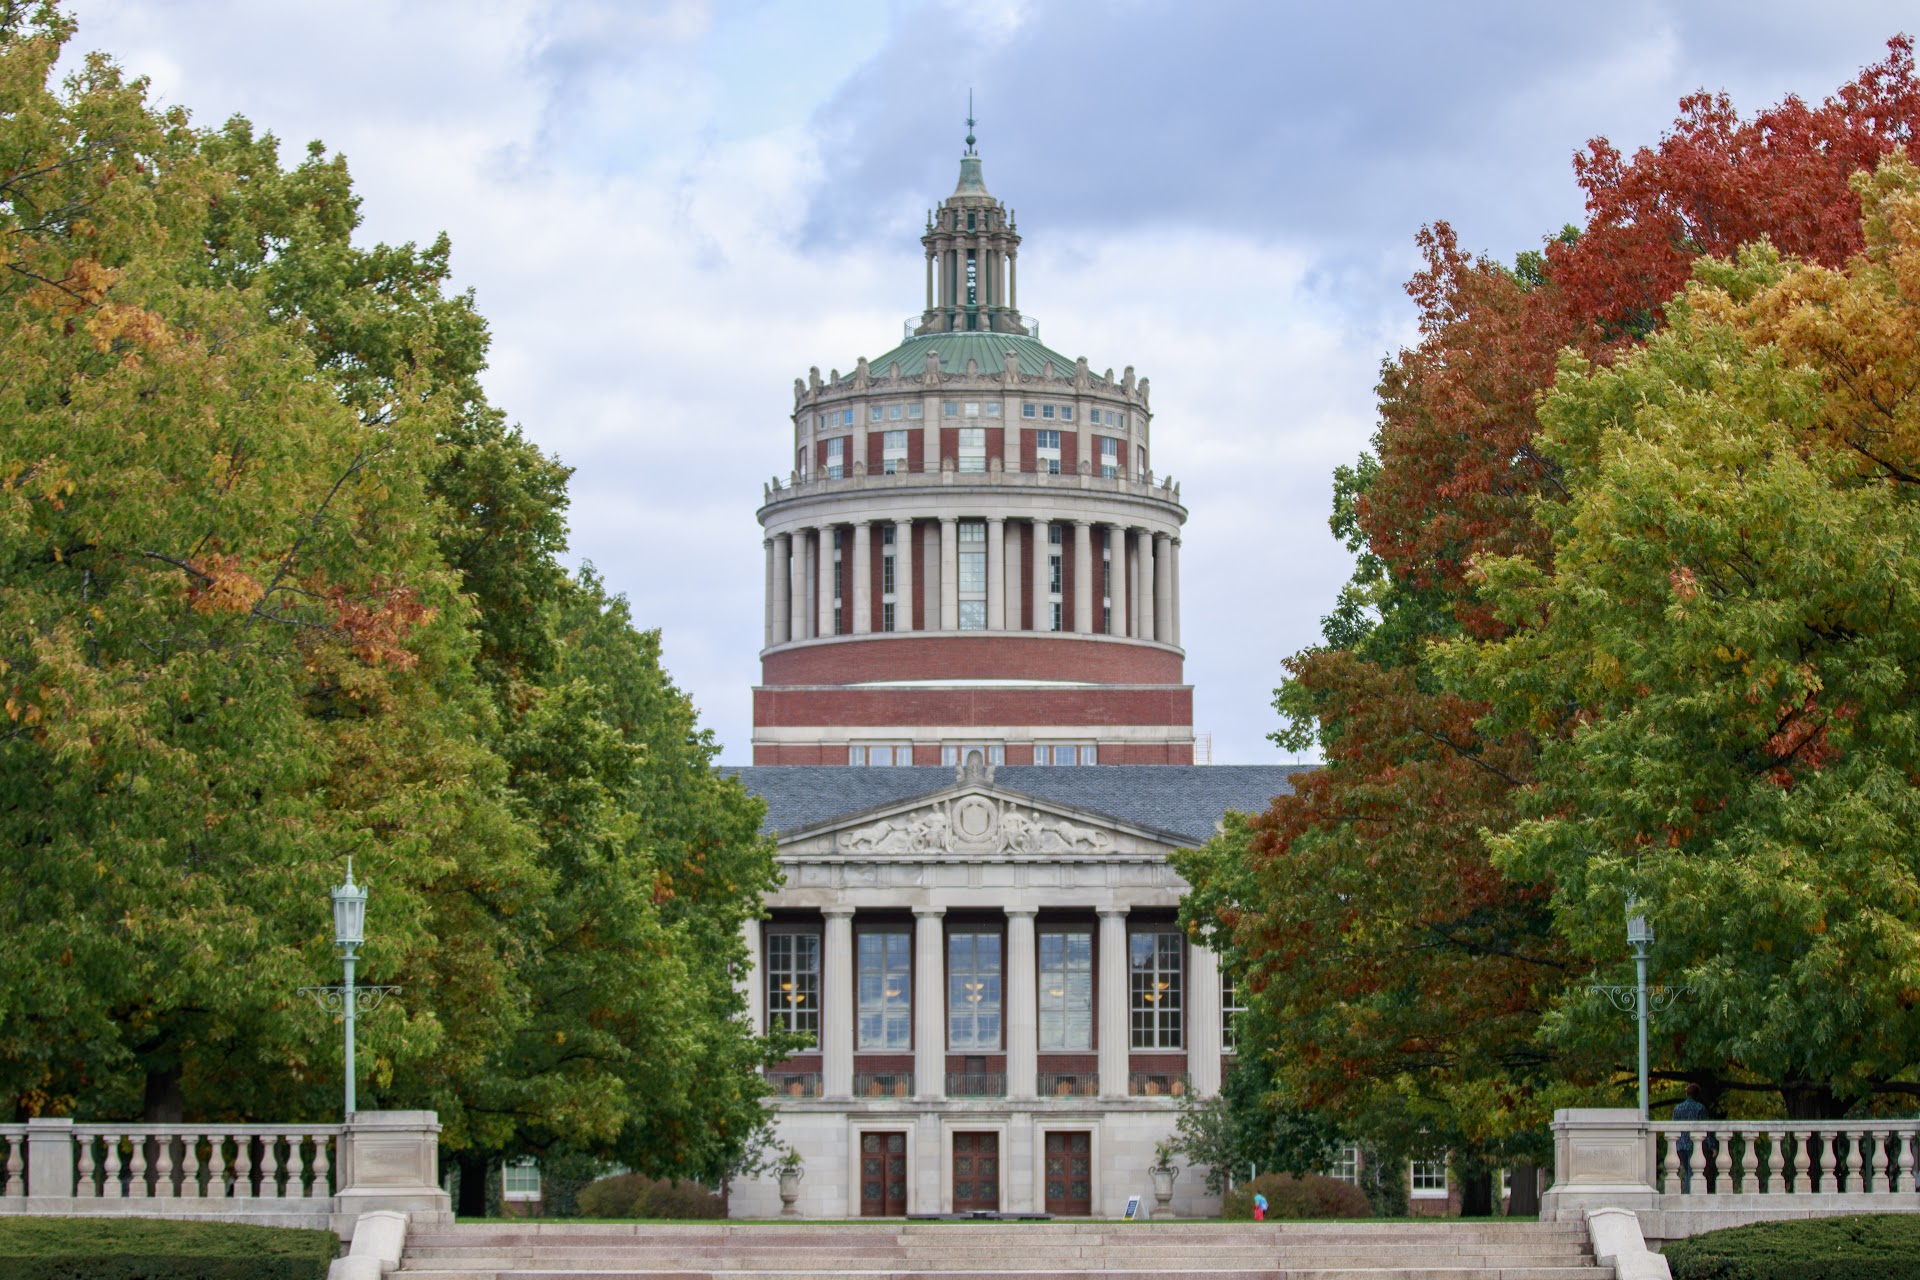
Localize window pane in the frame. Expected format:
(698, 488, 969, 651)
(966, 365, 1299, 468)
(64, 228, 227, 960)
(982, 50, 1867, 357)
(766, 930, 820, 1037)
(949, 932, 1003, 1050)
(959, 600, 986, 630)
(1129, 930, 1183, 1049)
(858, 931, 912, 1049)
(1038, 929, 1093, 1050)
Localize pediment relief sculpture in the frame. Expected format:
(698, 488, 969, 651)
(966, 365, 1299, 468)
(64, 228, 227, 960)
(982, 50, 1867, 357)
(836, 795, 1115, 856)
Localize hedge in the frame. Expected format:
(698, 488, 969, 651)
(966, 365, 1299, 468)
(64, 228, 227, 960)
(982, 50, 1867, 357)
(1664, 1213, 1920, 1280)
(0, 1217, 337, 1280)
(1219, 1172, 1372, 1220)
(575, 1173, 725, 1219)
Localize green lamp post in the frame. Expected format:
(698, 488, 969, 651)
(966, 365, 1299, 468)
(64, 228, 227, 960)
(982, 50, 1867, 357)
(301, 860, 399, 1121)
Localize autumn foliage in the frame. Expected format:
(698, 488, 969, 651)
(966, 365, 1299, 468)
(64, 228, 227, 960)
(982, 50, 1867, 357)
(1179, 37, 1920, 1160)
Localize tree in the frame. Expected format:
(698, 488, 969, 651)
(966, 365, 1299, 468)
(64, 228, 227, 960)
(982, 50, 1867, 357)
(1443, 157, 1920, 1118)
(1179, 38, 1920, 1162)
(0, 5, 786, 1188)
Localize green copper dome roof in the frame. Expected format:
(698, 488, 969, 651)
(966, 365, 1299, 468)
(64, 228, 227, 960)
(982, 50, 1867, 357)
(864, 332, 1086, 380)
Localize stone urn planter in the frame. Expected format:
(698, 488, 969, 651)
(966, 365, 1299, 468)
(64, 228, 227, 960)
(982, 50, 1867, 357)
(778, 1166, 804, 1217)
(1148, 1164, 1178, 1217)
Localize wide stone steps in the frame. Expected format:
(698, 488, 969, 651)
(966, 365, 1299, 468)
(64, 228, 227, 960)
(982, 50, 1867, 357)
(395, 1222, 1603, 1280)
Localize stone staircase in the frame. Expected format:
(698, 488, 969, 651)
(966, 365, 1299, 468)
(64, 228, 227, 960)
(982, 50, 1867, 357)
(394, 1219, 1607, 1280)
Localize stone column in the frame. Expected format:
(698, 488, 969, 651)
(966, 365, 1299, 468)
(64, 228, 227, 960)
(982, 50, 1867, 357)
(1004, 521, 1023, 631)
(939, 517, 959, 631)
(772, 535, 792, 646)
(819, 527, 838, 638)
(925, 251, 934, 311)
(1009, 251, 1018, 310)
(1005, 908, 1038, 1100)
(894, 519, 915, 633)
(1154, 532, 1173, 644)
(763, 539, 775, 648)
(1098, 907, 1131, 1099)
(923, 522, 941, 629)
(1169, 536, 1182, 649)
(823, 907, 855, 1098)
(1189, 942, 1222, 1097)
(1072, 521, 1093, 635)
(987, 517, 1006, 630)
(851, 521, 872, 635)
(915, 907, 946, 1101)
(740, 916, 764, 1035)
(1107, 525, 1128, 638)
(1137, 529, 1156, 642)
(1031, 520, 1050, 632)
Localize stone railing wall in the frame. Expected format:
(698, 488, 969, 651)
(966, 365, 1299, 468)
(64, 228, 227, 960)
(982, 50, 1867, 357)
(1543, 1107, 1920, 1242)
(0, 1111, 449, 1236)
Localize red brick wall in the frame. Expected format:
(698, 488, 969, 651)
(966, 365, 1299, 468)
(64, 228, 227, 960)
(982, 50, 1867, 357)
(940, 426, 958, 465)
(761, 634, 1184, 686)
(908, 430, 925, 472)
(912, 523, 927, 631)
(1060, 431, 1078, 475)
(752, 683, 1192, 729)
(1100, 742, 1195, 764)
(986, 428, 1004, 469)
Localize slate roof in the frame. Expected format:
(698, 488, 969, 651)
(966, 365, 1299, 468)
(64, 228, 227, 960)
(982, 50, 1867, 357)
(720, 765, 1313, 846)
(861, 333, 1087, 381)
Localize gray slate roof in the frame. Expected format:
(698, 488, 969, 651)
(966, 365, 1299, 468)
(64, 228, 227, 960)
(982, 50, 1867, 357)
(720, 765, 1312, 845)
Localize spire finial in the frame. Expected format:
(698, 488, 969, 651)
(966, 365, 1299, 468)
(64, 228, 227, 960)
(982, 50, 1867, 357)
(964, 90, 976, 154)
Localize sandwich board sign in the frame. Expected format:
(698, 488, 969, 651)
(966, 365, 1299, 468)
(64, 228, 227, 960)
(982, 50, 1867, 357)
(1123, 1195, 1149, 1221)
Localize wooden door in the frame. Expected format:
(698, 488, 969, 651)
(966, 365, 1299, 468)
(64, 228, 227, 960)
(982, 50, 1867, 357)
(860, 1131, 908, 1217)
(952, 1132, 1000, 1213)
(1044, 1130, 1092, 1216)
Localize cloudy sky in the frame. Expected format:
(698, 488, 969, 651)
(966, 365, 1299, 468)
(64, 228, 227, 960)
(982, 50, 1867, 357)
(63, 0, 1915, 763)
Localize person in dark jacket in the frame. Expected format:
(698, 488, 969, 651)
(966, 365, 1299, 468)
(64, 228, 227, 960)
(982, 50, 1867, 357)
(1672, 1082, 1717, 1191)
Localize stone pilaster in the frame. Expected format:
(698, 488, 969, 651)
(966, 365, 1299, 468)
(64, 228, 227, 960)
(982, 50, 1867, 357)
(1006, 908, 1038, 1100)
(939, 517, 959, 631)
(1098, 907, 1130, 1099)
(894, 519, 915, 633)
(986, 517, 1006, 629)
(851, 521, 872, 635)
(914, 907, 946, 1101)
(823, 907, 855, 1098)
(1189, 942, 1221, 1097)
(1072, 520, 1093, 635)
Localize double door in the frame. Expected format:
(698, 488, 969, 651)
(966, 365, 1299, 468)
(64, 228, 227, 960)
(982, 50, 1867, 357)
(860, 1131, 908, 1217)
(1044, 1130, 1092, 1216)
(951, 1132, 999, 1213)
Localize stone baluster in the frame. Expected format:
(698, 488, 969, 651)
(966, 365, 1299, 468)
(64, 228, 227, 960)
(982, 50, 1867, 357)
(1661, 1133, 1681, 1195)
(178, 1132, 201, 1198)
(1738, 1129, 1758, 1195)
(232, 1135, 255, 1199)
(206, 1132, 228, 1200)
(127, 1134, 147, 1198)
(1900, 1128, 1916, 1193)
(3, 1134, 22, 1197)
(75, 1133, 96, 1198)
(1764, 1129, 1785, 1194)
(310, 1135, 331, 1199)
(1794, 1130, 1813, 1193)
(1714, 1126, 1733, 1195)
(1838, 1127, 1858, 1193)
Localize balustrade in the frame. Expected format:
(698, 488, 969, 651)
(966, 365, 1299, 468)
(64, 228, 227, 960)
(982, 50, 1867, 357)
(70, 1124, 339, 1201)
(1, 1126, 24, 1199)
(1652, 1121, 1919, 1197)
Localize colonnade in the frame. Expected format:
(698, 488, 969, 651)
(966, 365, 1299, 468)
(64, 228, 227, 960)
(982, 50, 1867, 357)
(763, 519, 1181, 646)
(746, 906, 1224, 1105)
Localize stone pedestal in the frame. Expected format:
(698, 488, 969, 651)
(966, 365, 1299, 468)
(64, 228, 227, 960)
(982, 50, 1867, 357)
(332, 1111, 451, 1231)
(1541, 1108, 1657, 1222)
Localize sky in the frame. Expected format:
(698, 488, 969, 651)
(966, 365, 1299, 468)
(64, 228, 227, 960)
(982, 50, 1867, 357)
(59, 0, 1917, 764)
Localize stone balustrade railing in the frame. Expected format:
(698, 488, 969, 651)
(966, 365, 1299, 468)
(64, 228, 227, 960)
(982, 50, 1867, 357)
(1544, 1107, 1920, 1243)
(0, 1112, 450, 1235)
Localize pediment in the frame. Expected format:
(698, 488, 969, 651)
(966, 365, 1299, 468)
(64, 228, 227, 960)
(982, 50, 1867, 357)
(776, 774, 1187, 860)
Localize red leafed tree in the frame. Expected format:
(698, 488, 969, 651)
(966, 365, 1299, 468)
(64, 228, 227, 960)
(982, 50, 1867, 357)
(1179, 38, 1920, 1167)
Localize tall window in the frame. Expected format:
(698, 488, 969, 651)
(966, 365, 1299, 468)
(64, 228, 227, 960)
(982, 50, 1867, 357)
(958, 426, 987, 473)
(1129, 930, 1183, 1049)
(1101, 535, 1113, 634)
(948, 931, 1003, 1050)
(1047, 523, 1063, 631)
(831, 528, 844, 635)
(882, 429, 909, 475)
(941, 743, 1005, 766)
(1035, 429, 1062, 474)
(825, 436, 845, 480)
(857, 930, 912, 1049)
(958, 520, 987, 630)
(965, 249, 977, 305)
(766, 930, 821, 1037)
(1137, 445, 1147, 479)
(1222, 969, 1246, 1052)
(881, 524, 896, 631)
(1038, 929, 1093, 1050)
(1099, 437, 1119, 479)
(503, 1158, 541, 1202)
(1329, 1146, 1360, 1184)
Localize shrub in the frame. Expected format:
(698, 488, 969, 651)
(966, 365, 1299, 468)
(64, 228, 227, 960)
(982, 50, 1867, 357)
(1220, 1172, 1371, 1220)
(0, 1217, 337, 1280)
(576, 1172, 726, 1220)
(1665, 1214, 1920, 1280)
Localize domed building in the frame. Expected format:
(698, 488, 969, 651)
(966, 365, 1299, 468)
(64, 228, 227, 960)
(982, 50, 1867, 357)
(726, 129, 1303, 1220)
(753, 128, 1192, 767)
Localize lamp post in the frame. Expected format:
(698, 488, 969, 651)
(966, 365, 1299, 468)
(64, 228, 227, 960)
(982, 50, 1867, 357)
(300, 860, 400, 1121)
(1590, 903, 1686, 1119)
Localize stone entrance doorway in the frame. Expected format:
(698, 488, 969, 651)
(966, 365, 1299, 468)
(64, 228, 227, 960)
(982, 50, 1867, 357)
(860, 1131, 909, 1217)
(951, 1132, 1000, 1212)
(1044, 1130, 1092, 1216)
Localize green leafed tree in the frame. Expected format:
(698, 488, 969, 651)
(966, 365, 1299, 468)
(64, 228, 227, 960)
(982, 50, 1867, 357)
(0, 2, 786, 1191)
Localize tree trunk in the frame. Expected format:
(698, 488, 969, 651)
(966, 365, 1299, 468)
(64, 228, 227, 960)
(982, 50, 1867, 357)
(1506, 1162, 1540, 1217)
(456, 1152, 491, 1219)
(1782, 1084, 1850, 1120)
(1457, 1166, 1494, 1217)
(143, 1070, 183, 1123)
